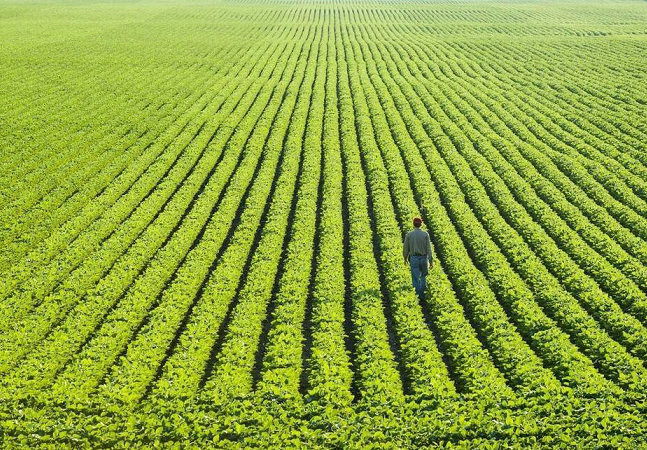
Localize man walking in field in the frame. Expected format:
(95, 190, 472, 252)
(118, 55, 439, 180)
(403, 217, 433, 299)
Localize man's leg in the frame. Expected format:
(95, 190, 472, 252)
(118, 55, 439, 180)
(419, 258, 428, 297)
(413, 257, 424, 297)
(410, 257, 420, 295)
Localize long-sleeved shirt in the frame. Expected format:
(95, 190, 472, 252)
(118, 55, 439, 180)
(403, 228, 432, 262)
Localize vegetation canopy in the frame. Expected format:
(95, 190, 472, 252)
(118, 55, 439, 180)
(0, 0, 646, 447)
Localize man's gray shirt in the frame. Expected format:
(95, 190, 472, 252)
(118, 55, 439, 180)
(403, 228, 432, 262)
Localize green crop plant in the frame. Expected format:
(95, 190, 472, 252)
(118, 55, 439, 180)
(1, 0, 646, 447)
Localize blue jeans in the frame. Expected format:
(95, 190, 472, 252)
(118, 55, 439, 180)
(409, 255, 428, 298)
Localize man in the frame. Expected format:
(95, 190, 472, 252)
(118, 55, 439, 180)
(403, 217, 433, 298)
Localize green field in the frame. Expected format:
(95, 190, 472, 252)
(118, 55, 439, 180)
(1, 0, 647, 447)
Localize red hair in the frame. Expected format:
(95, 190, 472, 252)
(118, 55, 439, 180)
(413, 217, 423, 227)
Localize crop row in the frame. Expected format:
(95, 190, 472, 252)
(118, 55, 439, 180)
(0, 31, 288, 353)
(395, 32, 647, 327)
(0, 54, 233, 276)
(342, 9, 616, 396)
(53, 21, 315, 405)
(0, 49, 251, 315)
(0, 23, 307, 396)
(369, 25, 647, 386)
(2, 2, 646, 419)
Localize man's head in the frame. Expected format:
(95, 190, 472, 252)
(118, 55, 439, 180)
(413, 217, 422, 228)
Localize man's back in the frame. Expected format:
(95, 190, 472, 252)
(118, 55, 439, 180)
(403, 228, 432, 260)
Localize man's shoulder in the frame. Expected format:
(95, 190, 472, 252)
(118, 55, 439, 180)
(412, 228, 428, 235)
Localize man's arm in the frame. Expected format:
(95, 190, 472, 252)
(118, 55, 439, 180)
(426, 233, 433, 265)
(403, 233, 409, 263)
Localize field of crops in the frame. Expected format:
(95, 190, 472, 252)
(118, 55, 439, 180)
(1, 0, 647, 447)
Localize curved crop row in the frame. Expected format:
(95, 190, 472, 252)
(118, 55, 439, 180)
(350, 11, 615, 396)
(38, 25, 312, 404)
(0, 24, 304, 389)
(374, 29, 647, 387)
(198, 19, 325, 405)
